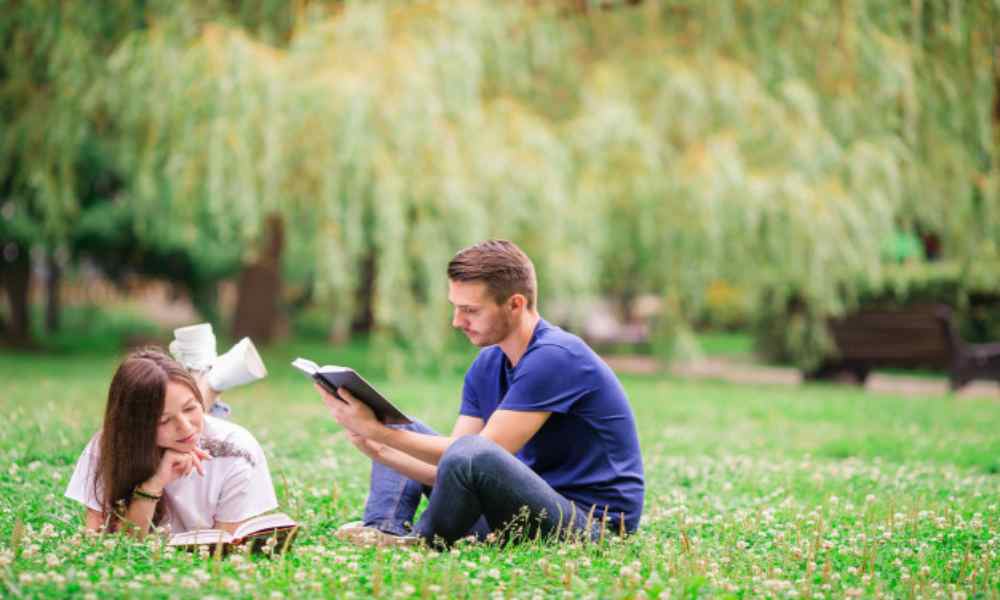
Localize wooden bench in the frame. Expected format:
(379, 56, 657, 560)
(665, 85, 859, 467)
(805, 304, 1000, 391)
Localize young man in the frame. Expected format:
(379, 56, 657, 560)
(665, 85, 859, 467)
(318, 240, 644, 546)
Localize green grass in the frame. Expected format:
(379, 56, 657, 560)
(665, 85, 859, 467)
(695, 331, 754, 358)
(1, 344, 998, 598)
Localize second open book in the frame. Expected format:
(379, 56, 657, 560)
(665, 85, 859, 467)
(167, 512, 298, 553)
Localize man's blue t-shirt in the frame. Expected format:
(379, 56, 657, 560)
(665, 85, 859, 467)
(460, 319, 645, 532)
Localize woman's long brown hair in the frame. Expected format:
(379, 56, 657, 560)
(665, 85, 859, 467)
(94, 348, 203, 530)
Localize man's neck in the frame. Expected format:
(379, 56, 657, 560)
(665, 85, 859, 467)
(499, 311, 541, 368)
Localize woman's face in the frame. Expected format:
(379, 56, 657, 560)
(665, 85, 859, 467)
(155, 380, 205, 452)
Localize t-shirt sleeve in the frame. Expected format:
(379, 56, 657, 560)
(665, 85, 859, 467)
(500, 345, 595, 414)
(459, 352, 486, 418)
(459, 370, 482, 418)
(213, 437, 279, 524)
(65, 437, 103, 512)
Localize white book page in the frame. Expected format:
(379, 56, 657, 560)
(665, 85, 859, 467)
(168, 529, 232, 546)
(234, 512, 296, 538)
(290, 358, 319, 375)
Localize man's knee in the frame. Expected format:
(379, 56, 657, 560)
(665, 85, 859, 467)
(439, 434, 504, 476)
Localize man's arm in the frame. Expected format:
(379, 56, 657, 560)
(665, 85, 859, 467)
(479, 410, 550, 454)
(372, 445, 438, 486)
(345, 430, 438, 486)
(374, 414, 488, 466)
(321, 385, 549, 462)
(451, 415, 485, 437)
(374, 409, 549, 462)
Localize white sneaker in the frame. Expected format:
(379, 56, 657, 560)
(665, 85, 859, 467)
(334, 522, 422, 548)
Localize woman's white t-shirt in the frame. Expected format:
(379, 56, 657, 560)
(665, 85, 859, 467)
(65, 415, 279, 533)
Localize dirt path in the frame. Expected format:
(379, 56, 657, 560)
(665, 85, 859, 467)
(603, 355, 1000, 399)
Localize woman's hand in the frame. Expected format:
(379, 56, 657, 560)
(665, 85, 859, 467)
(143, 447, 211, 492)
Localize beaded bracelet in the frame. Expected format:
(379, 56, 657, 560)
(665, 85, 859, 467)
(132, 486, 162, 502)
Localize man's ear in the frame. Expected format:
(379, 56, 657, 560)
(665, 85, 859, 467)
(508, 293, 526, 313)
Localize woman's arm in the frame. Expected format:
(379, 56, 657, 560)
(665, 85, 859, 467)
(118, 486, 161, 536)
(84, 508, 105, 532)
(113, 448, 209, 538)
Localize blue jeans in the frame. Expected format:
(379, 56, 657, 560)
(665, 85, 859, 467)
(362, 423, 602, 546)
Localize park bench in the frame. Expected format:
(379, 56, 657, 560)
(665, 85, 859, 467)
(805, 303, 1000, 391)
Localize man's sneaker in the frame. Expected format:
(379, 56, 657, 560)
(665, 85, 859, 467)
(334, 522, 423, 548)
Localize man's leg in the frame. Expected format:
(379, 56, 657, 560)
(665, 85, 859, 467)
(414, 435, 597, 546)
(361, 421, 436, 535)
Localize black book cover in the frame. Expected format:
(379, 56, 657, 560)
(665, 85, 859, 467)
(292, 358, 411, 425)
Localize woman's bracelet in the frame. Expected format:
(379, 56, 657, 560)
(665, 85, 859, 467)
(132, 486, 162, 502)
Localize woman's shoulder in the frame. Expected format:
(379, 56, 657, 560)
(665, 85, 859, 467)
(202, 416, 267, 461)
(77, 430, 102, 457)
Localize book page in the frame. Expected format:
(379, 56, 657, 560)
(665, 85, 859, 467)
(234, 512, 296, 538)
(291, 358, 319, 375)
(168, 529, 232, 546)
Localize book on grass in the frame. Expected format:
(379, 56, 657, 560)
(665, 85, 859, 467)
(291, 357, 412, 425)
(167, 512, 299, 554)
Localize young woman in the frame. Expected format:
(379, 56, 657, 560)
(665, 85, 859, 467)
(65, 348, 278, 536)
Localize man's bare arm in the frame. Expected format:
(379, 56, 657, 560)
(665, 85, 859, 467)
(375, 428, 454, 465)
(373, 445, 438, 486)
(377, 410, 547, 462)
(451, 415, 485, 437)
(479, 410, 550, 454)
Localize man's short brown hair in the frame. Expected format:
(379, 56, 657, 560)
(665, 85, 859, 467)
(447, 240, 537, 310)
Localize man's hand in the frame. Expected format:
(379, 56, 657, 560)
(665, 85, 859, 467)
(315, 383, 383, 439)
(345, 430, 387, 461)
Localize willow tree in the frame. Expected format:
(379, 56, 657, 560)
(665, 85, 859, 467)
(0, 1, 346, 344)
(99, 4, 596, 366)
(9, 0, 997, 367)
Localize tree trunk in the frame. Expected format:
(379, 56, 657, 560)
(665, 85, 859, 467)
(350, 249, 376, 335)
(1, 242, 32, 347)
(45, 249, 61, 333)
(232, 214, 284, 344)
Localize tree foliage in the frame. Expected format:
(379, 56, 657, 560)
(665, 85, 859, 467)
(3, 1, 998, 366)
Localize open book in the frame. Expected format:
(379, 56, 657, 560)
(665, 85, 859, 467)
(167, 512, 299, 554)
(292, 358, 411, 425)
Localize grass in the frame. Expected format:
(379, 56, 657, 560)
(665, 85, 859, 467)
(1, 342, 999, 598)
(694, 331, 755, 359)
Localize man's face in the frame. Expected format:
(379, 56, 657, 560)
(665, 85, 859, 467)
(448, 280, 515, 347)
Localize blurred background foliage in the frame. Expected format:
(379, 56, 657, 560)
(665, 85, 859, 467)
(1, 0, 999, 369)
